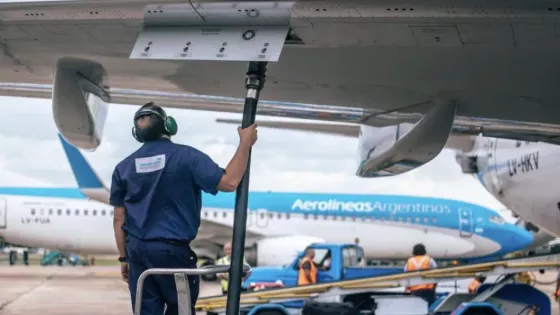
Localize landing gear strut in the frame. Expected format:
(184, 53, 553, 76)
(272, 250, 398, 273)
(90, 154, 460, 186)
(225, 61, 268, 315)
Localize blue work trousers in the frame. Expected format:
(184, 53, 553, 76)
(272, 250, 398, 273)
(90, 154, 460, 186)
(127, 237, 199, 315)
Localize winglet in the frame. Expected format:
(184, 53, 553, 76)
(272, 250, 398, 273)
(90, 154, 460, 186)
(58, 134, 110, 204)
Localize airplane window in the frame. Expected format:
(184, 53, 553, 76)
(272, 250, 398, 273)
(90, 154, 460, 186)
(213, 211, 218, 218)
(304, 214, 308, 220)
(313, 214, 318, 220)
(268, 213, 273, 219)
(75, 209, 79, 215)
(341, 216, 345, 221)
(203, 211, 208, 217)
(286, 213, 290, 220)
(222, 212, 226, 218)
(352, 216, 356, 221)
(110, 210, 114, 216)
(48, 209, 53, 215)
(57, 209, 62, 215)
(323, 215, 328, 220)
(93, 210, 97, 216)
(66, 209, 70, 215)
(332, 215, 337, 221)
(277, 213, 281, 219)
(398, 217, 403, 222)
(361, 217, 366, 221)
(380, 217, 385, 222)
(489, 216, 505, 224)
(415, 217, 420, 223)
(424, 217, 428, 223)
(101, 210, 106, 216)
(31, 209, 36, 215)
(406, 217, 411, 222)
(260, 213, 265, 219)
(84, 210, 88, 216)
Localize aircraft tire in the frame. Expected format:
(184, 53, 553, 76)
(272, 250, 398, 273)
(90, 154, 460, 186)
(9, 250, 16, 265)
(200, 259, 217, 282)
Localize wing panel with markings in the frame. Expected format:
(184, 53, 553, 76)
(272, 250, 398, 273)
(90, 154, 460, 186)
(194, 254, 560, 312)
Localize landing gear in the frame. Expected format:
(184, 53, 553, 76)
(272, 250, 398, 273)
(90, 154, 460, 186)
(200, 259, 217, 282)
(225, 61, 268, 315)
(8, 250, 16, 265)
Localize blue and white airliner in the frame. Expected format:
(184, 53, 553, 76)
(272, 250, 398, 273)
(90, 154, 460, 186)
(0, 135, 534, 268)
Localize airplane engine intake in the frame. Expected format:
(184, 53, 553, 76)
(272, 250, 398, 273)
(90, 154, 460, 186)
(244, 235, 325, 267)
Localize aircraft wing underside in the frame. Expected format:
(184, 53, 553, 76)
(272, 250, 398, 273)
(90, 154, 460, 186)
(5, 82, 560, 151)
(3, 0, 560, 174)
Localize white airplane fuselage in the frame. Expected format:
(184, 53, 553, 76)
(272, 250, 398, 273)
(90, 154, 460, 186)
(470, 137, 560, 238)
(0, 191, 535, 264)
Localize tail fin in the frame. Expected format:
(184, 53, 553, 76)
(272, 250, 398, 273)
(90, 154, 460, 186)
(58, 134, 110, 204)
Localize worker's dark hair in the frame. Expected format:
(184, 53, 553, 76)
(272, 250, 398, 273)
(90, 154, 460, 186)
(476, 275, 487, 282)
(412, 243, 426, 256)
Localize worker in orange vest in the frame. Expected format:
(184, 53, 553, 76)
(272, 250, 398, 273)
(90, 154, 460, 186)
(468, 275, 487, 294)
(404, 243, 438, 305)
(298, 248, 318, 286)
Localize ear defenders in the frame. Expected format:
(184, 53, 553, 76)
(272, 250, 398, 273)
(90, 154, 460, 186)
(132, 102, 178, 142)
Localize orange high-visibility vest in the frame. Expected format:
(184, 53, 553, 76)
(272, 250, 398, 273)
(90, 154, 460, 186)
(297, 257, 317, 286)
(406, 255, 435, 291)
(468, 279, 481, 294)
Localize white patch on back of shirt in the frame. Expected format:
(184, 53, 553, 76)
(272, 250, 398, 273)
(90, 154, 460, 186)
(135, 154, 166, 173)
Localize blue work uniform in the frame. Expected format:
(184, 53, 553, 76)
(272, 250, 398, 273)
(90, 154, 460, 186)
(110, 138, 224, 315)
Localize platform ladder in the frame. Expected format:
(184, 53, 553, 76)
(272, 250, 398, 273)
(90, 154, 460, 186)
(134, 264, 252, 315)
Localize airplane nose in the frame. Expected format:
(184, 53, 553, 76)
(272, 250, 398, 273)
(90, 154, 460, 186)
(508, 227, 534, 252)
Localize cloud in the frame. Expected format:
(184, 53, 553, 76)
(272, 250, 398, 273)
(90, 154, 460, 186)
(0, 96, 507, 214)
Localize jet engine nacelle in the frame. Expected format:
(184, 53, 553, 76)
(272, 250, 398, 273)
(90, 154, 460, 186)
(356, 101, 457, 177)
(244, 236, 325, 266)
(52, 57, 110, 151)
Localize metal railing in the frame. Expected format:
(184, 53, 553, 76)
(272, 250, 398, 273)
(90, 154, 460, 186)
(134, 264, 251, 315)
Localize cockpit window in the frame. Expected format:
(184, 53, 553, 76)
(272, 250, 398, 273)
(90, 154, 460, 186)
(489, 216, 505, 224)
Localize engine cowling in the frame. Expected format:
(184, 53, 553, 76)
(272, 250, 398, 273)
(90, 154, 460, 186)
(52, 57, 110, 151)
(356, 100, 457, 177)
(244, 236, 325, 267)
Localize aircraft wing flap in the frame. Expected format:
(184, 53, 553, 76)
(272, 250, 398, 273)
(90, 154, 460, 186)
(194, 215, 262, 247)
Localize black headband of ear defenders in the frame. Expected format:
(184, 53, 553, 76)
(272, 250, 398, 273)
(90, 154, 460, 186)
(134, 102, 167, 121)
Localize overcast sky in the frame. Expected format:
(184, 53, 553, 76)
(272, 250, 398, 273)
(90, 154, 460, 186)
(0, 96, 509, 215)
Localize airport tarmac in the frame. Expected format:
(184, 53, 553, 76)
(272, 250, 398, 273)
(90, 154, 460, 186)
(0, 266, 558, 315)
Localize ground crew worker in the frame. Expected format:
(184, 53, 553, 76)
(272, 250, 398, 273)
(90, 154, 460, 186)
(216, 241, 251, 295)
(404, 243, 438, 305)
(468, 275, 487, 294)
(298, 248, 318, 286)
(110, 102, 258, 315)
(354, 237, 366, 267)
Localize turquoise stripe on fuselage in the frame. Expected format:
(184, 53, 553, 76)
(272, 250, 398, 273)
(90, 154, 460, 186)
(0, 187, 504, 234)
